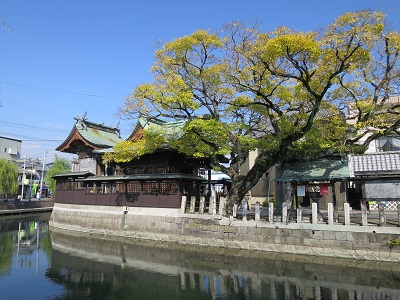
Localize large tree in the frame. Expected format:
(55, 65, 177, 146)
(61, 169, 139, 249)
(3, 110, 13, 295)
(112, 10, 399, 207)
(45, 156, 71, 197)
(0, 158, 18, 198)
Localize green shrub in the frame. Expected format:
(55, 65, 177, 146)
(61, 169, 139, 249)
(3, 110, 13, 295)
(262, 196, 275, 207)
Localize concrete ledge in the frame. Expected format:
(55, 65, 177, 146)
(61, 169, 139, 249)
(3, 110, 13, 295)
(50, 204, 400, 262)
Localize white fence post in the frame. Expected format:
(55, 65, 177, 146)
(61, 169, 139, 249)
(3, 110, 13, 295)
(344, 203, 350, 225)
(208, 196, 214, 215)
(242, 196, 248, 221)
(327, 203, 334, 225)
(378, 202, 386, 226)
(212, 196, 217, 215)
(296, 206, 302, 223)
(255, 201, 260, 222)
(361, 202, 368, 226)
(219, 196, 225, 216)
(189, 196, 196, 214)
(282, 202, 288, 224)
(180, 196, 187, 214)
(312, 202, 318, 224)
(233, 203, 238, 218)
(199, 196, 205, 214)
(269, 202, 274, 224)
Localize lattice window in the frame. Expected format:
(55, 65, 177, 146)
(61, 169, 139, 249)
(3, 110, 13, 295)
(143, 181, 159, 194)
(74, 181, 85, 190)
(127, 182, 142, 193)
(159, 180, 179, 194)
(61, 181, 73, 191)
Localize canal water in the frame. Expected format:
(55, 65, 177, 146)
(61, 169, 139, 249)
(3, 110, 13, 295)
(1, 213, 400, 300)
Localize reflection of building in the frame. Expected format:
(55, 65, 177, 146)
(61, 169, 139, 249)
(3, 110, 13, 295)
(0, 215, 49, 275)
(49, 229, 400, 299)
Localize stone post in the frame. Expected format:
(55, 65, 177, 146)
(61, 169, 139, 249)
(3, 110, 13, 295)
(327, 203, 334, 225)
(199, 196, 205, 214)
(361, 202, 368, 226)
(296, 205, 302, 223)
(282, 202, 288, 224)
(269, 202, 274, 224)
(233, 203, 238, 218)
(212, 196, 217, 215)
(378, 202, 386, 226)
(344, 203, 350, 225)
(312, 202, 318, 224)
(189, 196, 196, 214)
(255, 201, 260, 222)
(398, 201, 400, 225)
(208, 196, 213, 215)
(242, 196, 248, 221)
(219, 196, 225, 216)
(180, 196, 187, 214)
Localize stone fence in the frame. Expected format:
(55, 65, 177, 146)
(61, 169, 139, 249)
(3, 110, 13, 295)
(181, 195, 400, 227)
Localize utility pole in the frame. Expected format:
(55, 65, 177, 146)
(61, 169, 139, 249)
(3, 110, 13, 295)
(21, 155, 26, 199)
(39, 151, 47, 200)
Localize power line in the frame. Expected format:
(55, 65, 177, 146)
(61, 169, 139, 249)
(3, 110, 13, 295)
(0, 120, 69, 133)
(0, 131, 63, 142)
(0, 81, 124, 100)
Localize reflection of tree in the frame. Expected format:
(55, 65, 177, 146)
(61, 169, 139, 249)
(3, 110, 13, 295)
(40, 229, 52, 261)
(0, 234, 13, 273)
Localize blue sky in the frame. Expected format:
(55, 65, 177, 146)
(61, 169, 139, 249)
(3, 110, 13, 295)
(0, 0, 399, 162)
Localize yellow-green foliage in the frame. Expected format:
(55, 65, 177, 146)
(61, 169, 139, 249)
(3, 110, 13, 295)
(0, 158, 19, 197)
(0, 235, 13, 272)
(115, 10, 398, 202)
(105, 129, 168, 163)
(387, 237, 400, 249)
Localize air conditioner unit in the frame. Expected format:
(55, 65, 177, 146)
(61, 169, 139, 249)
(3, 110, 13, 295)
(7, 148, 18, 155)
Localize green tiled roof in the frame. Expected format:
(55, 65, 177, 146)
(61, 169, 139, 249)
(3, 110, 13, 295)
(76, 119, 122, 148)
(276, 159, 349, 182)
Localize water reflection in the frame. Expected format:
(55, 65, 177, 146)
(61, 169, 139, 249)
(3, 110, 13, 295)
(0, 213, 51, 276)
(49, 228, 400, 300)
(1, 213, 400, 300)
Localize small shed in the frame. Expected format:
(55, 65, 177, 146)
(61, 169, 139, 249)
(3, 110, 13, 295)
(276, 159, 350, 209)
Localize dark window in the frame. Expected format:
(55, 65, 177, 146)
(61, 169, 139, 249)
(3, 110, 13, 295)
(377, 137, 400, 152)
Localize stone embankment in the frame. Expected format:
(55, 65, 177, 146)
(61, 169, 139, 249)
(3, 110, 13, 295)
(49, 203, 400, 262)
(0, 199, 53, 215)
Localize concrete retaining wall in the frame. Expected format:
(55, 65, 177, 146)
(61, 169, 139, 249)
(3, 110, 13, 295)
(50, 203, 400, 262)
